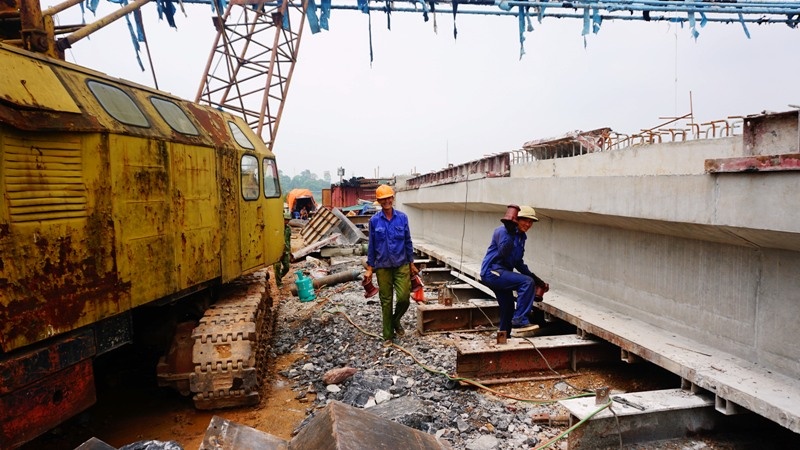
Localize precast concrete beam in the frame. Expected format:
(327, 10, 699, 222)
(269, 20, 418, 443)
(539, 292, 800, 433)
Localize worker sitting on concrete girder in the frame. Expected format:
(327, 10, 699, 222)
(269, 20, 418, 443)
(480, 205, 549, 335)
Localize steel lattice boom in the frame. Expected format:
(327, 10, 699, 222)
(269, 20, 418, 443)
(195, 0, 307, 149)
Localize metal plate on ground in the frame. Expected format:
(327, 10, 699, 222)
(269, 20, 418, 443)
(416, 301, 499, 333)
(455, 335, 618, 382)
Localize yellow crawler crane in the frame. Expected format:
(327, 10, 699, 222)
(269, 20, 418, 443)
(0, 37, 284, 448)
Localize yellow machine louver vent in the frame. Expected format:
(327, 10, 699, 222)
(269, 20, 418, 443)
(4, 135, 87, 222)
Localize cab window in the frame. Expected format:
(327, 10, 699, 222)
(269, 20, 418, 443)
(241, 155, 259, 200)
(263, 158, 280, 198)
(87, 80, 149, 127)
(150, 97, 199, 135)
(229, 121, 255, 149)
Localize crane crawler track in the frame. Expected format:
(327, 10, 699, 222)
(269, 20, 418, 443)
(189, 269, 273, 410)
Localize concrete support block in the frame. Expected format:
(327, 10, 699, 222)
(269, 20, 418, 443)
(561, 389, 717, 450)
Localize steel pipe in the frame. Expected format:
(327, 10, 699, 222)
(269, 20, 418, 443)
(289, 269, 362, 296)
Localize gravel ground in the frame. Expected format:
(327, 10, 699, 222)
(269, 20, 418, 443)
(273, 256, 798, 450)
(275, 261, 564, 450)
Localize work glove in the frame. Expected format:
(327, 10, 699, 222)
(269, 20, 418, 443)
(503, 220, 518, 234)
(534, 281, 549, 302)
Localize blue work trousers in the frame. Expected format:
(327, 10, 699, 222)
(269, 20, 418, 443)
(481, 270, 535, 333)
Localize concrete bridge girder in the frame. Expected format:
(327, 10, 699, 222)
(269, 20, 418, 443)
(394, 110, 800, 433)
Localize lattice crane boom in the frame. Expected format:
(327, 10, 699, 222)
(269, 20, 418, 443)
(195, 0, 307, 149)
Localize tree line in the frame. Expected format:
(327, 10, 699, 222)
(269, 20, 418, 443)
(278, 169, 330, 202)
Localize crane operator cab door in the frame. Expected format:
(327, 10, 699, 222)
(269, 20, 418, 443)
(229, 120, 282, 273)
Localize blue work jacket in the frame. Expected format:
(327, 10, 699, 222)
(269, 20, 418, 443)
(480, 225, 535, 279)
(367, 209, 414, 269)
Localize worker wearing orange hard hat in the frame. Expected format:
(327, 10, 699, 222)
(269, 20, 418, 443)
(365, 184, 418, 345)
(480, 204, 549, 335)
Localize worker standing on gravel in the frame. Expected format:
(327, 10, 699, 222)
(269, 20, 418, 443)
(480, 205, 549, 335)
(365, 184, 419, 344)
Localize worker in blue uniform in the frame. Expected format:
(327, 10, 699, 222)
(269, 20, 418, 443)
(480, 205, 549, 335)
(365, 184, 418, 344)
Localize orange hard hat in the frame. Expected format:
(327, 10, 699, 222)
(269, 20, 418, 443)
(376, 184, 394, 200)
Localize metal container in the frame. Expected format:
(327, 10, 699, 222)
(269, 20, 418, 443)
(295, 270, 316, 302)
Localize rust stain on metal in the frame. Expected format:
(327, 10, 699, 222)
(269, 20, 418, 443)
(0, 359, 96, 449)
(497, 331, 507, 344)
(185, 104, 230, 147)
(0, 207, 129, 351)
(705, 153, 800, 173)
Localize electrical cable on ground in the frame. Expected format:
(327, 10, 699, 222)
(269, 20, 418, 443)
(315, 278, 630, 449)
(310, 265, 632, 448)
(323, 307, 594, 406)
(532, 400, 613, 450)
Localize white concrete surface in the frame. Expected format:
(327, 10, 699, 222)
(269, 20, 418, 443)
(394, 114, 800, 433)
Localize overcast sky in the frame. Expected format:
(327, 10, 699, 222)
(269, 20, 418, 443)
(54, 3, 800, 179)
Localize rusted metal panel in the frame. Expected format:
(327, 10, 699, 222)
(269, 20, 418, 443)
(321, 188, 331, 208)
(171, 143, 221, 289)
(455, 336, 618, 382)
(110, 134, 178, 305)
(416, 302, 499, 334)
(0, 49, 80, 113)
(239, 156, 265, 271)
(185, 103, 236, 149)
(329, 178, 384, 208)
(705, 153, 800, 173)
(0, 131, 125, 353)
(4, 133, 88, 223)
(0, 358, 96, 449)
(0, 330, 95, 395)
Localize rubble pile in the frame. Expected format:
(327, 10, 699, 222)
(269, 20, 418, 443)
(271, 262, 566, 450)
